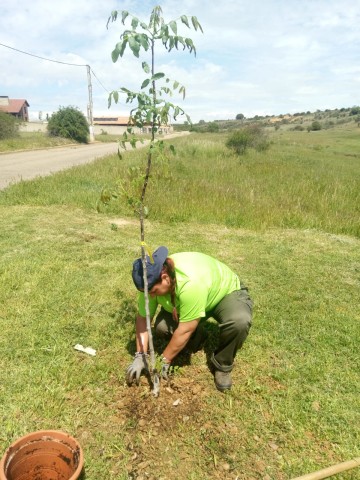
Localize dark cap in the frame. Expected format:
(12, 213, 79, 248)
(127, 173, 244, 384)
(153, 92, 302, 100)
(132, 246, 168, 291)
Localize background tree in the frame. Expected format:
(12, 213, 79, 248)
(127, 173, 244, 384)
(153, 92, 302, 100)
(307, 120, 322, 132)
(226, 124, 270, 155)
(207, 121, 219, 132)
(349, 106, 360, 116)
(236, 113, 245, 121)
(106, 5, 202, 395)
(47, 106, 89, 143)
(0, 111, 19, 140)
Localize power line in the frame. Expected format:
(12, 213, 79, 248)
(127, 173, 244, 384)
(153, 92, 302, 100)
(0, 41, 105, 141)
(0, 41, 111, 93)
(0, 42, 87, 67)
(90, 68, 110, 93)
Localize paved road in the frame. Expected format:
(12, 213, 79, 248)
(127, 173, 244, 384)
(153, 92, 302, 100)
(0, 132, 190, 190)
(0, 142, 123, 190)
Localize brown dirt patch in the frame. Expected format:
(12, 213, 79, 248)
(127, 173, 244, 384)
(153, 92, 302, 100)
(112, 359, 268, 480)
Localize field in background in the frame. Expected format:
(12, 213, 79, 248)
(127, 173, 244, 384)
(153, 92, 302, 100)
(1, 123, 359, 238)
(0, 122, 359, 479)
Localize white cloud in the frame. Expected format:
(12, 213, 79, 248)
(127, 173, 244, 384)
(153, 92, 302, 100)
(1, 0, 360, 122)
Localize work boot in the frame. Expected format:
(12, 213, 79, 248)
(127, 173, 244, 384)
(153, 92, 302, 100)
(214, 370, 232, 392)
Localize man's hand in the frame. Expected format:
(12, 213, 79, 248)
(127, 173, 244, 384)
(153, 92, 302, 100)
(161, 357, 171, 380)
(126, 352, 149, 386)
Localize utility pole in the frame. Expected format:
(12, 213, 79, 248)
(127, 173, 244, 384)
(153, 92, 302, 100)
(86, 65, 95, 142)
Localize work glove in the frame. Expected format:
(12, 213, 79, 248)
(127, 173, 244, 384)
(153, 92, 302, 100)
(161, 357, 171, 381)
(125, 352, 149, 386)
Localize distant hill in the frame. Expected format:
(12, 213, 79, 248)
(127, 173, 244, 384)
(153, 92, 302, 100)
(174, 106, 360, 132)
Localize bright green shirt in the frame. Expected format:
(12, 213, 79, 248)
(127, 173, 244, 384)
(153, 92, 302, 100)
(138, 252, 240, 322)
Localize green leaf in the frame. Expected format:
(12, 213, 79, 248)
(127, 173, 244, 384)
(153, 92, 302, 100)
(185, 38, 195, 54)
(121, 11, 128, 25)
(191, 16, 203, 33)
(131, 17, 139, 29)
(152, 72, 165, 81)
(173, 81, 179, 90)
(170, 144, 176, 154)
(138, 34, 149, 51)
(119, 39, 127, 57)
(169, 20, 177, 35)
(177, 36, 185, 48)
(161, 24, 169, 38)
(107, 93, 112, 108)
(168, 37, 175, 51)
(140, 22, 147, 29)
(113, 91, 119, 103)
(180, 15, 190, 28)
(142, 62, 150, 73)
(128, 36, 140, 57)
(179, 86, 186, 99)
(146, 111, 152, 123)
(141, 79, 150, 89)
(111, 48, 120, 63)
(106, 11, 117, 29)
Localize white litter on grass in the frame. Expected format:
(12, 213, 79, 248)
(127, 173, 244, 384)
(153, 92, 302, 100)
(172, 398, 181, 406)
(74, 344, 96, 356)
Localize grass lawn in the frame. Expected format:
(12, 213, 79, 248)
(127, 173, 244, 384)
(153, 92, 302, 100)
(0, 125, 359, 479)
(0, 132, 75, 152)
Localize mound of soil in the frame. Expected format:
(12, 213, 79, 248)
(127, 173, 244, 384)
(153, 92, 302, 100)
(113, 353, 261, 480)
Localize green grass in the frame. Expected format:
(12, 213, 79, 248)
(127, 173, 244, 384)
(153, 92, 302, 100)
(95, 132, 152, 143)
(0, 131, 75, 152)
(0, 124, 359, 479)
(1, 124, 359, 237)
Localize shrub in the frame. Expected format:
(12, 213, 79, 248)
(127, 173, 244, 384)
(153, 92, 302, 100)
(349, 106, 360, 116)
(207, 121, 220, 133)
(307, 120, 322, 132)
(226, 124, 270, 155)
(47, 106, 89, 143)
(0, 111, 19, 140)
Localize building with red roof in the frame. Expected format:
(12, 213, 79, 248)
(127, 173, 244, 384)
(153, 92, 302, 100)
(0, 96, 30, 121)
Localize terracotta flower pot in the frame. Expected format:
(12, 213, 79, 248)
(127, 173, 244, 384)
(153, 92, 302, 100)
(0, 430, 84, 480)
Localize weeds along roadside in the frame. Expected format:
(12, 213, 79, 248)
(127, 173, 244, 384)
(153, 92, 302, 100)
(0, 128, 359, 238)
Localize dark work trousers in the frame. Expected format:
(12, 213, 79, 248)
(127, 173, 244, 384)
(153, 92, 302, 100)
(154, 287, 253, 372)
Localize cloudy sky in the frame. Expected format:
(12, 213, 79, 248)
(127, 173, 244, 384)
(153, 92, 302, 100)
(1, 0, 359, 123)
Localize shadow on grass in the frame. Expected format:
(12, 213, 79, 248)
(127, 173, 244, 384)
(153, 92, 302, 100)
(124, 317, 221, 389)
